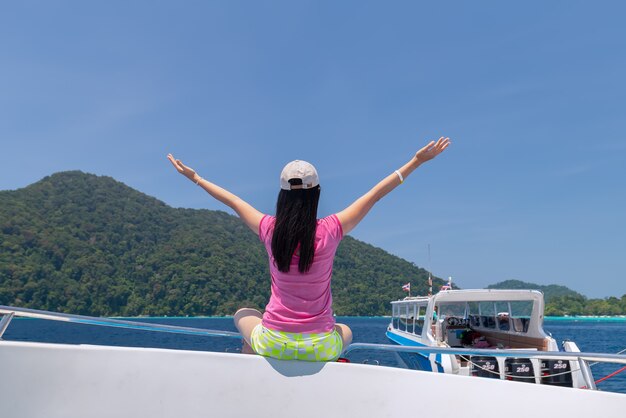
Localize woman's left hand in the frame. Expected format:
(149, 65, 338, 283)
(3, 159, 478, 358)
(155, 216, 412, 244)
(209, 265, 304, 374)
(167, 153, 199, 182)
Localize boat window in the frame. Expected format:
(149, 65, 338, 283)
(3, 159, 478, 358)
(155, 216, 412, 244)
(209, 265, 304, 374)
(479, 302, 496, 328)
(469, 315, 481, 327)
(414, 305, 426, 335)
(467, 302, 479, 315)
(495, 302, 510, 331)
(467, 302, 481, 327)
(468, 307, 479, 326)
(392, 305, 399, 329)
(479, 301, 495, 316)
(510, 301, 533, 333)
(439, 302, 466, 319)
(400, 305, 409, 332)
(481, 316, 496, 328)
(510, 301, 533, 317)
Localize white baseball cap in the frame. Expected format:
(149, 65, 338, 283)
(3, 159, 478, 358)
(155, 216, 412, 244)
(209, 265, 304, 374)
(280, 160, 319, 190)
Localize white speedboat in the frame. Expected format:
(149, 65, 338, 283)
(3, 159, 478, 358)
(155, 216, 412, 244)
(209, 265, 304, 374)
(387, 288, 607, 388)
(1, 305, 625, 417)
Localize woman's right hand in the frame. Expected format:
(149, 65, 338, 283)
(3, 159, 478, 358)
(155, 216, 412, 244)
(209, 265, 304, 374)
(166, 153, 264, 235)
(167, 153, 199, 182)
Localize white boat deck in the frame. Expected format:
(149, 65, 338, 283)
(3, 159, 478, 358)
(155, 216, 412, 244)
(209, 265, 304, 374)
(1, 304, 625, 417)
(1, 340, 625, 418)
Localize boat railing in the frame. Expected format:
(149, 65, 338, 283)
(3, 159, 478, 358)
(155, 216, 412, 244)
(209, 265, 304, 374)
(0, 305, 241, 339)
(343, 342, 626, 365)
(344, 343, 626, 390)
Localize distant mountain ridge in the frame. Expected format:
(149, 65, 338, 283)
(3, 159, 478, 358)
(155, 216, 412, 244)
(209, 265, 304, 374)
(0, 171, 443, 316)
(487, 279, 583, 303)
(488, 279, 626, 316)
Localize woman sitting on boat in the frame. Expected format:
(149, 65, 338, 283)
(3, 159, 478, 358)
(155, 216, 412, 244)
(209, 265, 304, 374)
(167, 136, 450, 361)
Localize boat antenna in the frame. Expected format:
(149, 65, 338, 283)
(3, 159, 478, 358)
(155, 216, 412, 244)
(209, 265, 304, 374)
(427, 244, 432, 296)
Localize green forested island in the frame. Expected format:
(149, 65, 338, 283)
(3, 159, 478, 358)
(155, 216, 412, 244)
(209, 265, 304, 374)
(1, 172, 624, 317)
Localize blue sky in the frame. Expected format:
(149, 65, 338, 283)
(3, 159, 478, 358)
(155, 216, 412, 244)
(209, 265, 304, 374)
(1, 1, 625, 298)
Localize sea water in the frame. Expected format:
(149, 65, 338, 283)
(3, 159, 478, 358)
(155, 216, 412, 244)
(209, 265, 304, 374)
(4, 316, 626, 393)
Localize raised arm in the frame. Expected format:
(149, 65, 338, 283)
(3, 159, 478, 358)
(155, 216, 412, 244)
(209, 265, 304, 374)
(167, 154, 264, 235)
(336, 137, 450, 236)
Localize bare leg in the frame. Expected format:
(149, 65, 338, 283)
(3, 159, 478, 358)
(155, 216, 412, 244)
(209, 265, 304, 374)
(234, 308, 263, 354)
(335, 323, 353, 351)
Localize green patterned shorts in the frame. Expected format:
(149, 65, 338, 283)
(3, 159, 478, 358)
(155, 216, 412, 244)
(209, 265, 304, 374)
(250, 324, 343, 362)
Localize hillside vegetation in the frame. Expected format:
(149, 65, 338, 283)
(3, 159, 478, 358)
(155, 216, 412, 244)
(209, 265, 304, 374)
(1, 172, 623, 317)
(0, 171, 441, 316)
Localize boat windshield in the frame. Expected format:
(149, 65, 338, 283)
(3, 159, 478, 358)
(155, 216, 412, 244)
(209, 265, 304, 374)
(392, 298, 536, 336)
(437, 302, 466, 319)
(435, 299, 535, 334)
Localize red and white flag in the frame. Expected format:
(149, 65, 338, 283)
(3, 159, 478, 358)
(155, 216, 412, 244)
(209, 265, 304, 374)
(402, 283, 411, 292)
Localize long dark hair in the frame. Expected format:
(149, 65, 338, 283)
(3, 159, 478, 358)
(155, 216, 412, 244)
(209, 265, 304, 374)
(271, 179, 321, 273)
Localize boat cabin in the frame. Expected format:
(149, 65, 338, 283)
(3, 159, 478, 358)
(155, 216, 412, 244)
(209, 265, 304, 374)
(390, 289, 557, 352)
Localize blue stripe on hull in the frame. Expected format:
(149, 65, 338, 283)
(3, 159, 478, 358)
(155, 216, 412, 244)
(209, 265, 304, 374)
(385, 330, 443, 372)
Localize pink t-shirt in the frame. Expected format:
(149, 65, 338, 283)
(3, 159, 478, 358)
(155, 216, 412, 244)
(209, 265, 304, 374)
(258, 214, 343, 334)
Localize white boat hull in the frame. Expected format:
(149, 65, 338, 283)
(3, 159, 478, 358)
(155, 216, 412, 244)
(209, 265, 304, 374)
(1, 341, 624, 417)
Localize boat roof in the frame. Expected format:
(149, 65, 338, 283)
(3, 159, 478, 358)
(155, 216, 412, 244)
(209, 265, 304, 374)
(391, 289, 544, 305)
